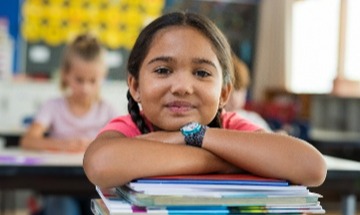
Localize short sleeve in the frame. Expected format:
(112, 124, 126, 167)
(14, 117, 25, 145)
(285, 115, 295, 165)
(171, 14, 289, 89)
(221, 111, 262, 131)
(98, 115, 142, 137)
(33, 99, 57, 129)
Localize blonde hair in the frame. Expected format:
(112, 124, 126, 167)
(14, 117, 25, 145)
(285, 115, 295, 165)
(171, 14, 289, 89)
(231, 52, 250, 91)
(60, 33, 105, 91)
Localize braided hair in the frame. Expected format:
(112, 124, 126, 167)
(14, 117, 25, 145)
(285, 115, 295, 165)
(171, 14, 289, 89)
(127, 11, 233, 133)
(127, 91, 150, 134)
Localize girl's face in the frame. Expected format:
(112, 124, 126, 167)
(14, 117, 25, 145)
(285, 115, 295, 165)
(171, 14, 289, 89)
(65, 57, 106, 101)
(129, 26, 231, 131)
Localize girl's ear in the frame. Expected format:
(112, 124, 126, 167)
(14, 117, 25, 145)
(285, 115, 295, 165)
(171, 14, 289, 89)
(219, 83, 232, 108)
(128, 75, 141, 102)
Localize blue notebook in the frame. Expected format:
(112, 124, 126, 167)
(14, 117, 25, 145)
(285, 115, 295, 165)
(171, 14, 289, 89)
(135, 174, 289, 186)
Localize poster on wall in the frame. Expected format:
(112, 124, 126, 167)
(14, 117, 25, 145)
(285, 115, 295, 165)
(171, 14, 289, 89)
(21, 0, 259, 80)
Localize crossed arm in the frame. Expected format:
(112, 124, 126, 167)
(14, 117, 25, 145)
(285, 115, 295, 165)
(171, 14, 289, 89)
(21, 122, 90, 152)
(83, 129, 327, 189)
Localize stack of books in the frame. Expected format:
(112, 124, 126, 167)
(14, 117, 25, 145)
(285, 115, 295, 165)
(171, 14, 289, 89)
(91, 174, 325, 214)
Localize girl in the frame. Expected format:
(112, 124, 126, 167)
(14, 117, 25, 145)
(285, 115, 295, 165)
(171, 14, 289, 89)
(21, 33, 118, 152)
(21, 33, 118, 215)
(83, 12, 326, 189)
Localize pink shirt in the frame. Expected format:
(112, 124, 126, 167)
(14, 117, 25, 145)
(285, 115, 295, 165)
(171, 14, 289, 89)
(100, 111, 261, 137)
(35, 97, 119, 140)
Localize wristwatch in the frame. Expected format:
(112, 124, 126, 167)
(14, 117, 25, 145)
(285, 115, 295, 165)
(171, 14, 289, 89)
(180, 122, 207, 147)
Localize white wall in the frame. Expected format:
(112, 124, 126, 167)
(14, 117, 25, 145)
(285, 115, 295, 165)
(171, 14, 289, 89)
(0, 80, 129, 129)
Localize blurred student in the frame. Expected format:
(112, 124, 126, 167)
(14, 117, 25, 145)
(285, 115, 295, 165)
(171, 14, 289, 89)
(20, 33, 118, 215)
(21, 33, 118, 152)
(224, 53, 272, 131)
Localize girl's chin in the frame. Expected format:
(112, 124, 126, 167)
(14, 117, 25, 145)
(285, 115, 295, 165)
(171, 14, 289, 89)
(158, 120, 200, 131)
(154, 124, 182, 131)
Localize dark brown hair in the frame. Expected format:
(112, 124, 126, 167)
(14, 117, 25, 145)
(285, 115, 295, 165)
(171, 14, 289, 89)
(232, 52, 250, 91)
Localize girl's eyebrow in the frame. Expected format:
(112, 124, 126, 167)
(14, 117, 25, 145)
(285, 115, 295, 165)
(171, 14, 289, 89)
(147, 56, 173, 65)
(192, 58, 217, 69)
(147, 56, 217, 68)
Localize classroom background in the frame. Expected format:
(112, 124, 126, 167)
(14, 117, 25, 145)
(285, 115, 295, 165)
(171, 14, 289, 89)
(1, 0, 360, 215)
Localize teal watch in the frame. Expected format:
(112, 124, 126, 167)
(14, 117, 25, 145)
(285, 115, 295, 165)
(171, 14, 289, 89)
(180, 122, 207, 147)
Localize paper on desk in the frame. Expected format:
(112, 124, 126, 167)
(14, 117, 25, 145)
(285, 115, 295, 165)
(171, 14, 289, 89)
(0, 155, 43, 165)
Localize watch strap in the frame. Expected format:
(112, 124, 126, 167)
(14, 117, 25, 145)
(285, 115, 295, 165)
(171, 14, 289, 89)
(181, 123, 207, 147)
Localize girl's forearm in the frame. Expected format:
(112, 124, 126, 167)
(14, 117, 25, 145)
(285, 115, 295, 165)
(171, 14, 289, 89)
(83, 133, 236, 188)
(84, 129, 327, 188)
(20, 136, 62, 151)
(202, 128, 327, 187)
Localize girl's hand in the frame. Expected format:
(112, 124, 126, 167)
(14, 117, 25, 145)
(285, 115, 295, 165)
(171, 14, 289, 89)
(67, 139, 86, 152)
(60, 139, 89, 152)
(66, 139, 90, 152)
(137, 131, 185, 145)
(78, 138, 92, 150)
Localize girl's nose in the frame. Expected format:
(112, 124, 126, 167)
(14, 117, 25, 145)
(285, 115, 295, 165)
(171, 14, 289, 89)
(81, 82, 93, 94)
(170, 72, 194, 96)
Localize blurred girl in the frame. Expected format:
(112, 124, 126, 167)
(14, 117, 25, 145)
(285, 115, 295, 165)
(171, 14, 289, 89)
(21, 33, 118, 152)
(21, 33, 118, 215)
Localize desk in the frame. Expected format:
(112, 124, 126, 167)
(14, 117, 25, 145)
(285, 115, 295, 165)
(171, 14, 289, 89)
(310, 130, 360, 163)
(314, 155, 360, 215)
(309, 132, 360, 214)
(0, 148, 96, 214)
(0, 148, 95, 195)
(1, 149, 360, 215)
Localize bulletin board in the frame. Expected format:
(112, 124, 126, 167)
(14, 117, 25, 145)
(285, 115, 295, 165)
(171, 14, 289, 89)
(21, 0, 259, 80)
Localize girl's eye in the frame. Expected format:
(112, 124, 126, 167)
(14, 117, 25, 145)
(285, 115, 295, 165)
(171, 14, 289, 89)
(154, 67, 171, 75)
(195, 70, 211, 78)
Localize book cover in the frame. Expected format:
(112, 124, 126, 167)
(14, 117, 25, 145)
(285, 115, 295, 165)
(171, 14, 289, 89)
(116, 185, 321, 207)
(128, 174, 305, 194)
(136, 174, 289, 186)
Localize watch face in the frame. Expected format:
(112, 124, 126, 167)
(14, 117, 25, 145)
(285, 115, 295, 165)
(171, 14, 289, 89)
(181, 122, 201, 135)
(184, 122, 198, 131)
(180, 122, 206, 147)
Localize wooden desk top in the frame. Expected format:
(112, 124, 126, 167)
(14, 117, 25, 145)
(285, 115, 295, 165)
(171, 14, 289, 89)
(0, 148, 83, 167)
(0, 148, 91, 194)
(325, 155, 360, 171)
(0, 148, 359, 198)
(0, 148, 359, 171)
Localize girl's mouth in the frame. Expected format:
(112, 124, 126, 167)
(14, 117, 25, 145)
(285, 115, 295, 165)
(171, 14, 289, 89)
(165, 101, 194, 113)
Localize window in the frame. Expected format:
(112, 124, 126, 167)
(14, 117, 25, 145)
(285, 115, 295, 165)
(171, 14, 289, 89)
(290, 0, 360, 94)
(344, 0, 360, 80)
